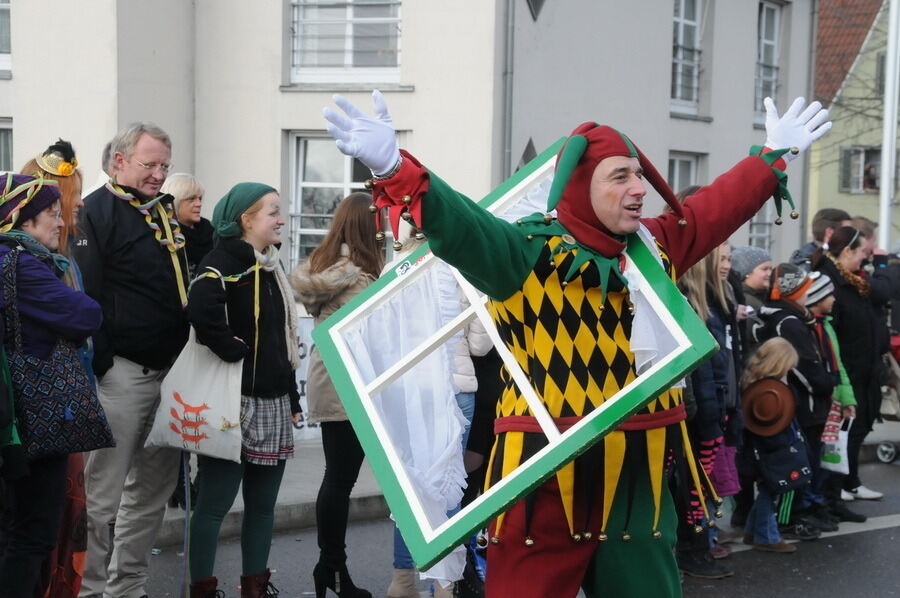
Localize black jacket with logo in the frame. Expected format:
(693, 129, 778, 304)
(74, 184, 189, 376)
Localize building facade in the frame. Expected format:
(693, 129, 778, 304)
(0, 0, 816, 265)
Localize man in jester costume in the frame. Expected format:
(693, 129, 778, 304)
(324, 93, 830, 597)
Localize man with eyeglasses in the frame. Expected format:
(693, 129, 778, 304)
(75, 123, 189, 598)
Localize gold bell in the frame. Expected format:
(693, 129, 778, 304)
(490, 536, 500, 545)
(715, 498, 724, 506)
(524, 537, 535, 547)
(401, 211, 413, 221)
(790, 210, 799, 219)
(790, 146, 800, 155)
(543, 213, 553, 223)
(415, 231, 425, 240)
(583, 532, 592, 540)
(527, 234, 534, 240)
(693, 525, 704, 534)
(708, 520, 717, 529)
(572, 533, 583, 542)
(598, 533, 608, 542)
(476, 535, 488, 547)
(392, 240, 403, 251)
(561, 280, 568, 287)
(715, 510, 724, 519)
(364, 178, 374, 190)
(516, 219, 523, 226)
(375, 231, 385, 242)
(401, 194, 412, 205)
(775, 217, 783, 226)
(678, 218, 687, 226)
(622, 532, 632, 542)
(652, 530, 662, 539)
(368, 203, 377, 213)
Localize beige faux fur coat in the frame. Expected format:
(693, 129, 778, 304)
(291, 254, 375, 423)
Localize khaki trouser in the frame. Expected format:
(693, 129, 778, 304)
(79, 357, 180, 598)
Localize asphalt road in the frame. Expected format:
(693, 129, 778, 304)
(146, 462, 900, 598)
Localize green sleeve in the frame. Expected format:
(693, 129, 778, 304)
(420, 170, 543, 300)
(825, 319, 857, 407)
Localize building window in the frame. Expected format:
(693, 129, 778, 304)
(0, 121, 11, 171)
(840, 147, 881, 194)
(667, 152, 700, 195)
(748, 203, 774, 251)
(755, 1, 781, 115)
(671, 0, 702, 114)
(0, 0, 10, 72)
(877, 51, 886, 95)
(290, 0, 401, 85)
(289, 135, 369, 269)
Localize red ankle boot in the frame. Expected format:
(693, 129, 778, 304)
(189, 576, 224, 598)
(241, 568, 280, 597)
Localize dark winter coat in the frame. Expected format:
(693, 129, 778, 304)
(181, 217, 215, 277)
(74, 184, 189, 376)
(187, 239, 300, 413)
(814, 257, 887, 429)
(758, 299, 836, 428)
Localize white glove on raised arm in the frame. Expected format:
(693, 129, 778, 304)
(323, 90, 401, 176)
(763, 96, 832, 163)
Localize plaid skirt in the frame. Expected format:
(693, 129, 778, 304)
(240, 394, 295, 465)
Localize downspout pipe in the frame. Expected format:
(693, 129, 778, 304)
(880, 0, 900, 251)
(502, 0, 515, 179)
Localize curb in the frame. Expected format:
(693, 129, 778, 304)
(156, 493, 389, 547)
(155, 440, 897, 547)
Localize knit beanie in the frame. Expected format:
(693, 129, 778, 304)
(547, 123, 686, 258)
(212, 182, 277, 241)
(731, 246, 772, 280)
(770, 263, 817, 302)
(805, 272, 835, 306)
(0, 173, 61, 232)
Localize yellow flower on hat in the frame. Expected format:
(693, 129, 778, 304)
(57, 161, 74, 176)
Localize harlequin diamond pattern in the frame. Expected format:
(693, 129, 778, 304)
(488, 237, 677, 421)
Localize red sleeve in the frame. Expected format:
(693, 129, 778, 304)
(643, 155, 780, 276)
(372, 150, 430, 237)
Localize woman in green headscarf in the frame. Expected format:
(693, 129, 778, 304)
(186, 182, 301, 598)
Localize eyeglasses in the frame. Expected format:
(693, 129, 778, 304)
(132, 158, 172, 174)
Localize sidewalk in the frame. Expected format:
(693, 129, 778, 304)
(155, 420, 900, 547)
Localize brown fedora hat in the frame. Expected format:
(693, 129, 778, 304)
(742, 378, 796, 436)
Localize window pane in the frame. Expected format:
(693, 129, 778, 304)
(674, 0, 681, 18)
(0, 129, 11, 171)
(353, 22, 398, 67)
(354, 2, 399, 19)
(300, 23, 345, 67)
(678, 160, 693, 188)
(764, 7, 775, 40)
(300, 187, 344, 224)
(684, 0, 696, 22)
(683, 24, 696, 48)
(303, 139, 344, 183)
(0, 9, 10, 55)
(352, 158, 370, 182)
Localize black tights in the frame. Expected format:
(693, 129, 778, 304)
(316, 421, 365, 568)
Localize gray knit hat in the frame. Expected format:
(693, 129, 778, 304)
(805, 272, 835, 306)
(732, 246, 772, 280)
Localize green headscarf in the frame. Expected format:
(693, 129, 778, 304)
(212, 182, 277, 242)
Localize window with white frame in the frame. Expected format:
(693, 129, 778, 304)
(0, 121, 11, 170)
(290, 0, 401, 85)
(755, 1, 781, 115)
(748, 202, 774, 251)
(289, 135, 370, 268)
(671, 0, 702, 113)
(0, 0, 10, 72)
(840, 147, 881, 194)
(667, 152, 700, 195)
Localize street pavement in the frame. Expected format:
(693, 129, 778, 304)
(145, 422, 900, 597)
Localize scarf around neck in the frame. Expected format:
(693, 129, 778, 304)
(1, 230, 69, 273)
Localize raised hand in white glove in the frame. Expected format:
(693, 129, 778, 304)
(323, 90, 401, 176)
(763, 96, 832, 163)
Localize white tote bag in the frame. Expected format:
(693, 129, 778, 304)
(821, 413, 852, 475)
(145, 271, 244, 463)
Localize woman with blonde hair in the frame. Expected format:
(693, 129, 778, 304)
(162, 173, 214, 276)
(291, 192, 382, 598)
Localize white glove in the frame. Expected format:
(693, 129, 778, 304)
(323, 90, 401, 176)
(764, 96, 832, 163)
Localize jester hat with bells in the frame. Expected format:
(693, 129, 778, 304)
(547, 123, 686, 258)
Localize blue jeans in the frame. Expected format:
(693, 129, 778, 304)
(394, 392, 474, 569)
(746, 483, 781, 545)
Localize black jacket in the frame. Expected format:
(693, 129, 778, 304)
(74, 184, 189, 375)
(815, 258, 888, 427)
(182, 217, 215, 277)
(758, 300, 836, 428)
(187, 239, 299, 412)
